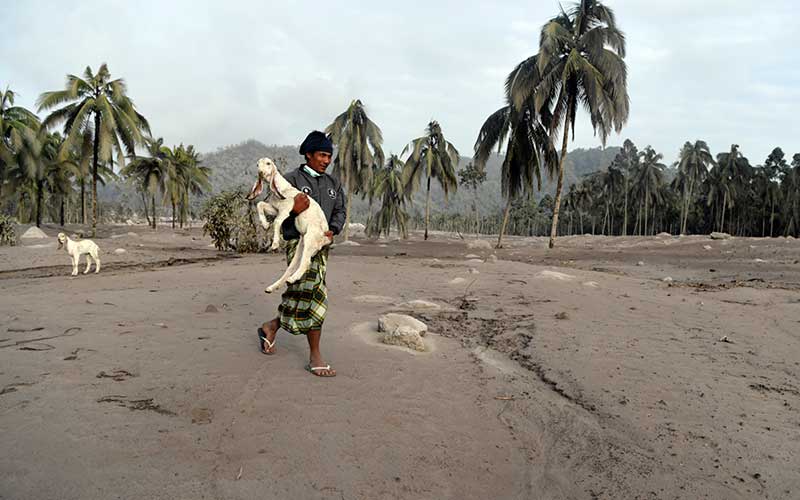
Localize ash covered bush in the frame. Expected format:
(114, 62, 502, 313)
(201, 191, 264, 253)
(0, 214, 17, 246)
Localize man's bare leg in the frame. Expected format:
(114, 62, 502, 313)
(307, 329, 335, 377)
(259, 317, 279, 354)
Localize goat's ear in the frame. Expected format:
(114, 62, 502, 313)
(246, 177, 263, 200)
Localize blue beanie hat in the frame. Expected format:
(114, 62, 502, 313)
(299, 131, 333, 155)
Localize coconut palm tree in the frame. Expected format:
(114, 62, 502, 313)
(714, 144, 751, 233)
(176, 145, 210, 227)
(509, 0, 629, 248)
(121, 136, 168, 228)
(325, 99, 384, 241)
(402, 120, 459, 241)
(475, 56, 559, 247)
(37, 63, 150, 236)
(1, 88, 41, 191)
(674, 140, 714, 235)
(632, 146, 666, 235)
(458, 161, 487, 234)
(367, 154, 409, 239)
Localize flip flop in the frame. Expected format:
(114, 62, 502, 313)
(305, 364, 336, 377)
(257, 327, 276, 355)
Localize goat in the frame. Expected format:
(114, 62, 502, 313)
(246, 158, 331, 293)
(57, 232, 101, 276)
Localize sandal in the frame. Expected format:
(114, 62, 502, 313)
(305, 364, 336, 377)
(257, 327, 276, 355)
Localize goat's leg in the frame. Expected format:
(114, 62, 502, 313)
(265, 239, 303, 293)
(92, 249, 101, 273)
(84, 254, 92, 274)
(287, 236, 317, 284)
(269, 208, 291, 251)
(71, 256, 78, 276)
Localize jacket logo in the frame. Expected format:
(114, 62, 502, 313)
(328, 188, 337, 199)
(300, 186, 312, 195)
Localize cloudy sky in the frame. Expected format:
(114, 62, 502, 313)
(2, 0, 797, 164)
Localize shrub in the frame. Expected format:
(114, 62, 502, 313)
(0, 215, 17, 246)
(201, 191, 265, 252)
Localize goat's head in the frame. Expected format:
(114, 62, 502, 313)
(246, 157, 279, 201)
(57, 232, 67, 250)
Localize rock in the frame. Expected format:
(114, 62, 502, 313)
(662, 276, 673, 283)
(636, 261, 645, 266)
(582, 281, 599, 288)
(464, 254, 481, 259)
(535, 270, 575, 281)
(466, 258, 483, 264)
(449, 277, 468, 285)
(468, 268, 480, 274)
(397, 299, 441, 311)
(381, 325, 427, 352)
(126, 219, 135, 225)
(113, 248, 127, 255)
(20, 226, 48, 239)
(467, 239, 492, 250)
(487, 254, 498, 263)
(753, 258, 766, 263)
(338, 240, 361, 246)
(554, 311, 569, 320)
(377, 315, 427, 353)
(710, 232, 731, 240)
(204, 304, 219, 313)
(378, 313, 428, 337)
(347, 222, 366, 234)
(703, 245, 713, 250)
(657, 232, 672, 237)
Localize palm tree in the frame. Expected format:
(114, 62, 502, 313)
(176, 145, 210, 227)
(367, 154, 409, 239)
(121, 136, 168, 228)
(714, 144, 751, 233)
(510, 0, 629, 248)
(1, 88, 41, 191)
(37, 63, 150, 236)
(674, 140, 714, 235)
(325, 99, 384, 241)
(403, 120, 459, 241)
(632, 146, 666, 235)
(458, 161, 487, 234)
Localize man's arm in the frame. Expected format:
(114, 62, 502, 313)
(328, 183, 347, 235)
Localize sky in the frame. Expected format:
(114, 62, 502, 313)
(2, 0, 797, 165)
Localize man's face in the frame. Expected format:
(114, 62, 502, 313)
(306, 151, 332, 174)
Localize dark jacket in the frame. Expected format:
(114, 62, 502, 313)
(280, 165, 347, 240)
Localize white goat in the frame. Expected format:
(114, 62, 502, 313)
(246, 158, 331, 293)
(57, 232, 101, 276)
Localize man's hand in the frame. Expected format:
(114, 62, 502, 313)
(324, 230, 334, 245)
(291, 193, 310, 215)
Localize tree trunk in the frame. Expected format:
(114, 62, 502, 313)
(497, 197, 512, 248)
(80, 179, 86, 225)
(171, 201, 176, 229)
(770, 199, 775, 237)
(424, 176, 431, 241)
(548, 112, 572, 249)
(343, 179, 353, 242)
(623, 178, 629, 236)
(35, 180, 43, 227)
(720, 191, 727, 233)
(643, 183, 650, 236)
(60, 195, 65, 226)
(91, 114, 100, 237)
(152, 194, 157, 229)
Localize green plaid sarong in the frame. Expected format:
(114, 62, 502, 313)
(277, 239, 329, 335)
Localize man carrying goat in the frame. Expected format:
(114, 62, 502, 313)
(255, 131, 345, 378)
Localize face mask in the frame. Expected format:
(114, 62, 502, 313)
(303, 165, 322, 178)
